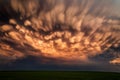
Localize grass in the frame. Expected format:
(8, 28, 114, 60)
(0, 71, 120, 80)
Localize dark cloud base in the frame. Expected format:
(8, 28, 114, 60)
(0, 56, 119, 72)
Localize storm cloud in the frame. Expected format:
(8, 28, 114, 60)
(0, 0, 120, 69)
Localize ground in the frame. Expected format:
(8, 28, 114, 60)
(0, 71, 120, 80)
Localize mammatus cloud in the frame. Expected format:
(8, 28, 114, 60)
(0, 0, 120, 64)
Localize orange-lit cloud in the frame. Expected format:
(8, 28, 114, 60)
(0, 0, 120, 64)
(110, 58, 120, 64)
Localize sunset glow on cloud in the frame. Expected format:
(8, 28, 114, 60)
(0, 0, 120, 69)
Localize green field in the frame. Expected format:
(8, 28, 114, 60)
(0, 71, 120, 80)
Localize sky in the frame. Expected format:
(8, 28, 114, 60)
(0, 0, 120, 72)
